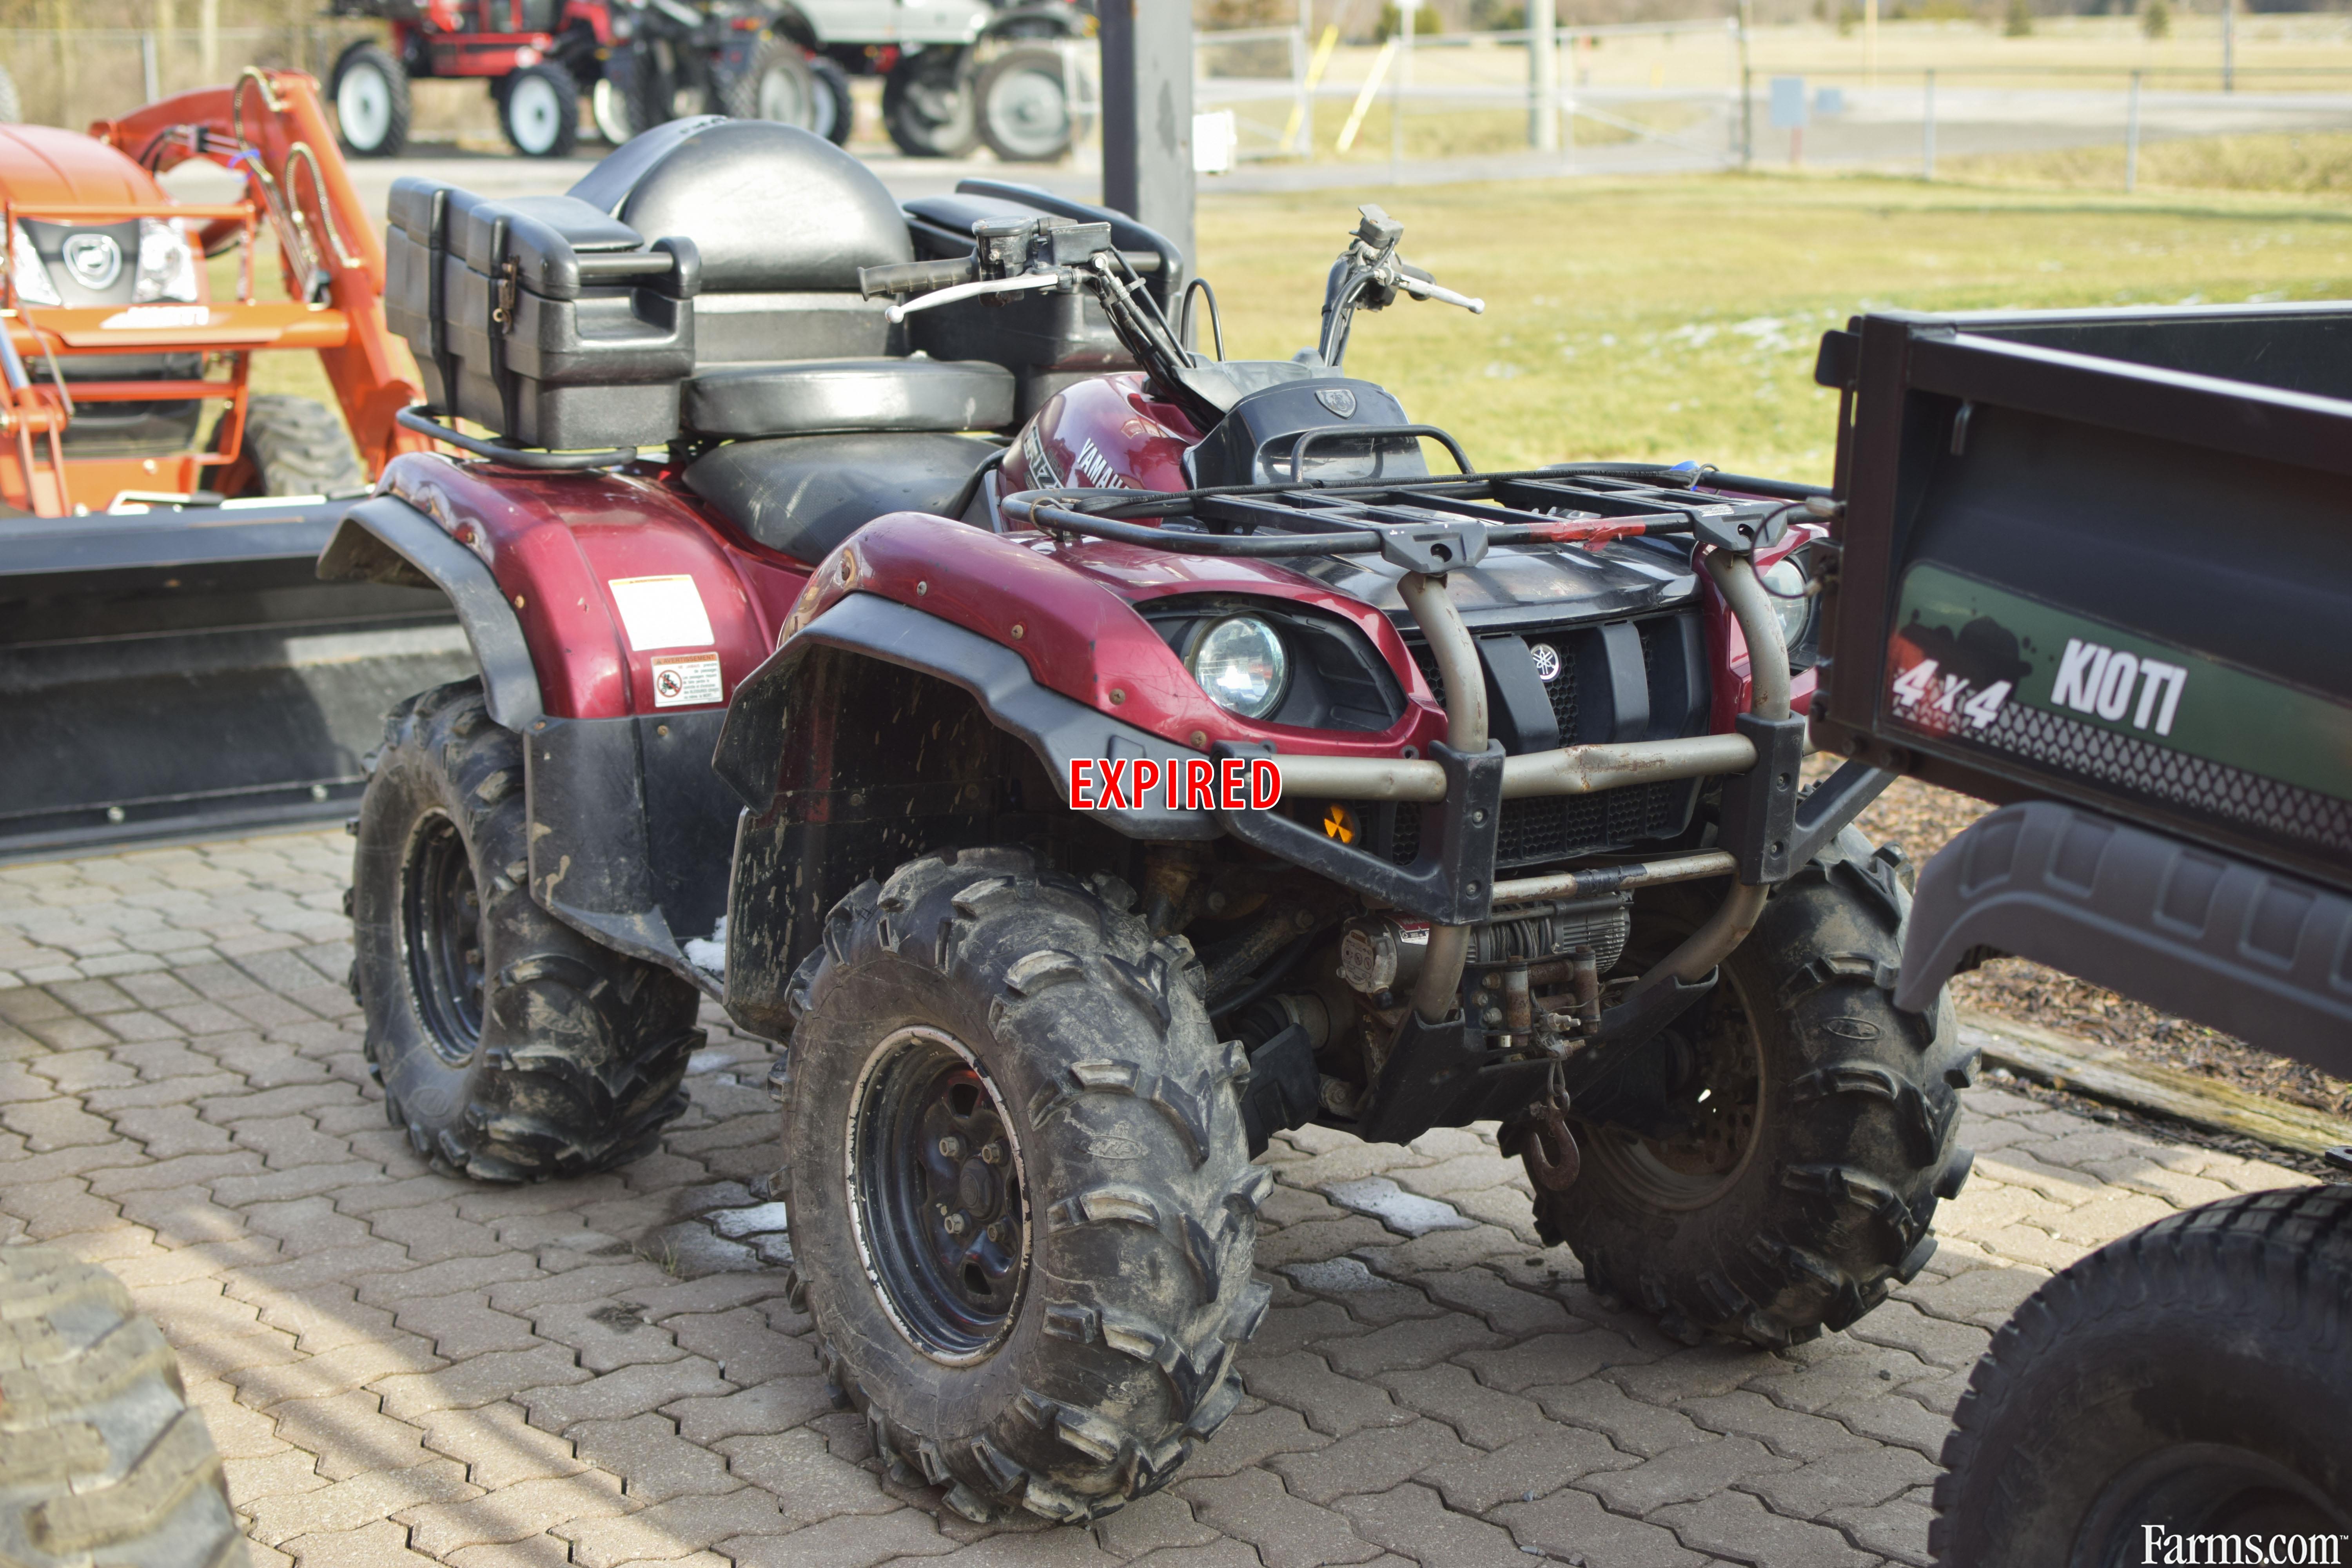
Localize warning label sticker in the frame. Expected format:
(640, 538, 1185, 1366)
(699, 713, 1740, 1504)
(650, 652, 723, 708)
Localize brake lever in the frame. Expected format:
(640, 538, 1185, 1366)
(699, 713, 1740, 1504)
(883, 271, 1069, 323)
(1397, 273, 1485, 314)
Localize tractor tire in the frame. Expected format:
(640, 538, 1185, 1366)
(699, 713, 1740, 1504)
(0, 1247, 247, 1568)
(883, 49, 977, 158)
(976, 47, 1074, 163)
(811, 55, 854, 145)
(351, 678, 702, 1182)
(592, 70, 641, 146)
(723, 37, 820, 130)
(1526, 828, 1974, 1348)
(499, 62, 580, 158)
(330, 41, 410, 158)
(780, 847, 1268, 1523)
(1931, 1184, 2352, 1568)
(228, 396, 363, 498)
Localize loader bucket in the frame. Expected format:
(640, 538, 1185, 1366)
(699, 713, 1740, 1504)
(1, 503, 474, 858)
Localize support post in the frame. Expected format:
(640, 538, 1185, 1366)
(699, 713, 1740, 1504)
(1100, 0, 1195, 274)
(2126, 68, 2142, 191)
(2222, 0, 2236, 92)
(1923, 67, 1935, 179)
(1865, 0, 1878, 85)
(1391, 0, 1412, 177)
(1737, 0, 1753, 169)
(1528, 0, 1559, 151)
(141, 30, 160, 103)
(199, 0, 218, 85)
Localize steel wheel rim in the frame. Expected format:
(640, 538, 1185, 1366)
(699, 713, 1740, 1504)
(508, 74, 564, 153)
(846, 1025, 1031, 1363)
(591, 78, 633, 143)
(755, 64, 810, 126)
(985, 64, 1066, 158)
(401, 810, 485, 1063)
(1584, 964, 1767, 1210)
(2071, 1443, 2352, 1568)
(338, 66, 390, 148)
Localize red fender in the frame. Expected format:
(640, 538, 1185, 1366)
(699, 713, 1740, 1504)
(777, 511, 1450, 760)
(381, 453, 806, 720)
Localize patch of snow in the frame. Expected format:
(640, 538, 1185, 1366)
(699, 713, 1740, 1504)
(684, 916, 727, 978)
(1321, 1176, 1474, 1238)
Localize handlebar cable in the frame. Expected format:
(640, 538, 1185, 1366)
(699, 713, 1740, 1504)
(1180, 276, 1225, 363)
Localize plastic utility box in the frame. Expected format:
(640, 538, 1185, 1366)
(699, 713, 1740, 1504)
(386, 179, 701, 450)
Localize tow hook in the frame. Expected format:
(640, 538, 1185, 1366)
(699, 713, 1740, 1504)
(1521, 1098, 1581, 1192)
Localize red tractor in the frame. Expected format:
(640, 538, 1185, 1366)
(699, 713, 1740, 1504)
(325, 0, 849, 158)
(327, 118, 1968, 1522)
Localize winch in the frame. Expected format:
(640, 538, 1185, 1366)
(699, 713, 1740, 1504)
(1337, 893, 1631, 998)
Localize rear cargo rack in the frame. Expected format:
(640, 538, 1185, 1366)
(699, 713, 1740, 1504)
(1002, 463, 1816, 569)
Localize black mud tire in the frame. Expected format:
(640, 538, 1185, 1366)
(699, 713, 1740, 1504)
(1528, 828, 1975, 1347)
(882, 49, 977, 158)
(0, 1247, 247, 1568)
(329, 41, 409, 158)
(1930, 1185, 2352, 1568)
(779, 847, 1269, 1523)
(976, 47, 1074, 163)
(227, 395, 363, 497)
(722, 37, 820, 129)
(499, 61, 580, 158)
(811, 54, 854, 145)
(350, 678, 702, 1182)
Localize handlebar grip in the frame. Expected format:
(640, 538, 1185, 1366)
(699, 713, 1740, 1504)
(858, 256, 978, 299)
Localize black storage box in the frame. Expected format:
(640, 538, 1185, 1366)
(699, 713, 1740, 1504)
(386, 179, 701, 450)
(900, 183, 1185, 421)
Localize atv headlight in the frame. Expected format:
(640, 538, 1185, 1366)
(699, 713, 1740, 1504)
(1760, 554, 1813, 652)
(134, 218, 199, 304)
(9, 224, 58, 307)
(1188, 615, 1290, 720)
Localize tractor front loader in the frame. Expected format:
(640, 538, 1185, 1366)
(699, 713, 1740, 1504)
(0, 69, 471, 858)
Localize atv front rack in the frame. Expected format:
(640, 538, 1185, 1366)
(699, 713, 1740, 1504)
(1001, 462, 1822, 572)
(1004, 464, 1891, 1033)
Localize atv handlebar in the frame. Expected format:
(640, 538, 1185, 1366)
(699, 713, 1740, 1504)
(857, 257, 980, 299)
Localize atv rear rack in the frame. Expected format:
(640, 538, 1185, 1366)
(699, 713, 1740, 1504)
(1004, 465, 1887, 1031)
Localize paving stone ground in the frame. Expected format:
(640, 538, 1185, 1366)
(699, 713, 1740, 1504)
(0, 829, 2321, 1568)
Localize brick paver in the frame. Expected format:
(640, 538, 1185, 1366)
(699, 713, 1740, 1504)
(0, 829, 2325, 1567)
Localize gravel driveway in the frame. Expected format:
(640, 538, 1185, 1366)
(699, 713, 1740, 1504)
(0, 829, 2318, 1568)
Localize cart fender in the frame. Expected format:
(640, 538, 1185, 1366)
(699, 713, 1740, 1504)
(1900, 800, 2352, 1077)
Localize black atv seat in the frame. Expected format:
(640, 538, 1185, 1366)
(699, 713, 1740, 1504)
(682, 432, 1000, 564)
(682, 357, 1015, 442)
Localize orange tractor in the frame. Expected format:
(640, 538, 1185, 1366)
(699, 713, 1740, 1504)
(2, 68, 430, 513)
(0, 69, 472, 857)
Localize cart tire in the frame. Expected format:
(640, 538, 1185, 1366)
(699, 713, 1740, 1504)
(1525, 828, 1973, 1348)
(782, 847, 1267, 1522)
(723, 37, 820, 130)
(882, 49, 976, 158)
(351, 679, 702, 1182)
(976, 47, 1074, 163)
(0, 1247, 247, 1568)
(499, 61, 579, 158)
(330, 41, 410, 158)
(1931, 1184, 2352, 1568)
(811, 55, 853, 145)
(226, 396, 363, 498)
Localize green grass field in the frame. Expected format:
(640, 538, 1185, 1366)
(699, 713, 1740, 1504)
(241, 168, 2352, 488)
(1194, 172, 2352, 483)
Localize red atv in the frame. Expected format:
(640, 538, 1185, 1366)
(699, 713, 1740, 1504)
(326, 0, 846, 158)
(327, 117, 1973, 1523)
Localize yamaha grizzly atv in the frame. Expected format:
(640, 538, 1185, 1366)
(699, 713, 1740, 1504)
(326, 116, 1973, 1523)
